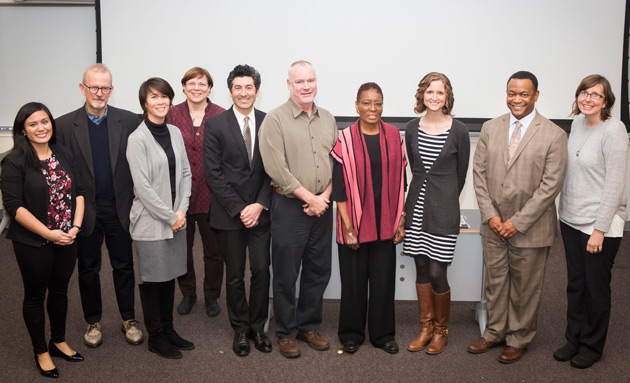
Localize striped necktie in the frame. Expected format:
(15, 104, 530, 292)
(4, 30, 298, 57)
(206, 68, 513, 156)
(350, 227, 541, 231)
(507, 121, 522, 166)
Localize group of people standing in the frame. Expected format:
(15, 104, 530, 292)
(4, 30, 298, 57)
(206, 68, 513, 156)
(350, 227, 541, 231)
(2, 59, 626, 379)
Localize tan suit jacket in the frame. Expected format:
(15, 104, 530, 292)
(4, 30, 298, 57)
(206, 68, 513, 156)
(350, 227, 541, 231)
(473, 111, 568, 248)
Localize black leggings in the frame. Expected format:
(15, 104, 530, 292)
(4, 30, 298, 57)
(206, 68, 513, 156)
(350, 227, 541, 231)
(414, 255, 449, 294)
(14, 241, 77, 354)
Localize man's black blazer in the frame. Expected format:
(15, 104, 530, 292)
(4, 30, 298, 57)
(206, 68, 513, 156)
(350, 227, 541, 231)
(204, 107, 272, 230)
(55, 105, 139, 236)
(1, 144, 85, 247)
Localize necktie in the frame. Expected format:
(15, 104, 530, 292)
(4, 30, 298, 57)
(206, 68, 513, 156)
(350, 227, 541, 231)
(507, 121, 522, 167)
(243, 116, 252, 165)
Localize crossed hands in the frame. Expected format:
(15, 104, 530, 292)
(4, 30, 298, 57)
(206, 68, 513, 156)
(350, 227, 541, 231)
(489, 216, 518, 241)
(240, 203, 264, 229)
(171, 211, 186, 232)
(48, 227, 79, 246)
(302, 194, 330, 217)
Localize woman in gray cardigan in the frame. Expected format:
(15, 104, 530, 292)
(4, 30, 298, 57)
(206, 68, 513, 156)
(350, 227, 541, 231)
(554, 75, 628, 369)
(127, 77, 193, 359)
(403, 72, 469, 354)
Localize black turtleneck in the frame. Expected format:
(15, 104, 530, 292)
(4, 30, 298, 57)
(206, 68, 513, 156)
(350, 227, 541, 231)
(145, 119, 176, 205)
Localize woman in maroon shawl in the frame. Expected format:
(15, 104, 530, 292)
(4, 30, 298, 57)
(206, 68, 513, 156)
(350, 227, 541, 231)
(331, 82, 406, 354)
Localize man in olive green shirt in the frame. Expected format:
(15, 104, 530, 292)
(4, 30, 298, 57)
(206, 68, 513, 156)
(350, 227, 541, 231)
(258, 60, 337, 358)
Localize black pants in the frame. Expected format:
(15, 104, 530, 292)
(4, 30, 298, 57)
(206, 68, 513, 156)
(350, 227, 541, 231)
(219, 224, 270, 333)
(337, 240, 396, 347)
(177, 213, 223, 300)
(77, 204, 135, 324)
(560, 222, 621, 359)
(14, 241, 77, 354)
(271, 194, 332, 338)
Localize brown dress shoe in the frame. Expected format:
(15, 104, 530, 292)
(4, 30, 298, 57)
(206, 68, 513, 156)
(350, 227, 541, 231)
(297, 331, 329, 351)
(278, 337, 301, 358)
(467, 337, 498, 354)
(498, 346, 525, 363)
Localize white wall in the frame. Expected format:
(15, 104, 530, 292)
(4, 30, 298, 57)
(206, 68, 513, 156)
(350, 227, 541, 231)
(0, 5, 95, 127)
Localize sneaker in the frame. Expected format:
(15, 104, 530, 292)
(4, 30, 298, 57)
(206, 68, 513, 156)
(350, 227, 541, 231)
(297, 330, 329, 351)
(84, 322, 103, 348)
(121, 319, 144, 345)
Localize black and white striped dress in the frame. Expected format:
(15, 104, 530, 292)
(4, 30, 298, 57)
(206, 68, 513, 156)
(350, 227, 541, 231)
(403, 128, 457, 264)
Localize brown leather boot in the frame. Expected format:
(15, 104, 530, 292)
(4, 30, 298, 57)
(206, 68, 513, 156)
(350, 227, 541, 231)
(426, 289, 450, 355)
(407, 283, 434, 352)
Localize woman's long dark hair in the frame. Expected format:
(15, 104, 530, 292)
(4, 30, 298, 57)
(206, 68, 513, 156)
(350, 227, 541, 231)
(10, 102, 57, 168)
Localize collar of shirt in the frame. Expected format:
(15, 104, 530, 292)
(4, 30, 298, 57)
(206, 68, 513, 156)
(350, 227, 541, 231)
(232, 107, 256, 148)
(508, 109, 536, 142)
(85, 104, 108, 125)
(287, 98, 319, 119)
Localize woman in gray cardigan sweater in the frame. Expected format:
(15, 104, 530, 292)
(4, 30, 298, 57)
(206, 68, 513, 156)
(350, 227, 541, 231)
(554, 75, 628, 369)
(127, 78, 193, 359)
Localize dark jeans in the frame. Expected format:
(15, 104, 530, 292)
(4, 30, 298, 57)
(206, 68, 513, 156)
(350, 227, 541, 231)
(338, 240, 396, 347)
(219, 224, 270, 333)
(560, 222, 621, 359)
(270, 194, 332, 338)
(14, 241, 77, 354)
(77, 204, 135, 324)
(177, 213, 223, 299)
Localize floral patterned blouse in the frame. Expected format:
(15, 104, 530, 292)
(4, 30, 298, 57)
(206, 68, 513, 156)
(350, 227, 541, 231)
(40, 153, 73, 233)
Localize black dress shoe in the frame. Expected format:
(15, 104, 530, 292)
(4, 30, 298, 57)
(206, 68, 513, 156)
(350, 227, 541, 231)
(250, 331, 272, 353)
(342, 340, 360, 354)
(233, 332, 250, 357)
(48, 341, 84, 362)
(382, 339, 399, 354)
(206, 298, 220, 317)
(177, 295, 197, 315)
(34, 354, 59, 379)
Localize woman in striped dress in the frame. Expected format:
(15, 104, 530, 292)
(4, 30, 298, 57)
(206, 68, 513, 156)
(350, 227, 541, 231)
(403, 72, 469, 354)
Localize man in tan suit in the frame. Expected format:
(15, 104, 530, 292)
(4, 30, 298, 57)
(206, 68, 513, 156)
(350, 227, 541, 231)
(468, 71, 568, 363)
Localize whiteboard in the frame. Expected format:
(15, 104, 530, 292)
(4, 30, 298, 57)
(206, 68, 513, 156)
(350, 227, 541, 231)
(0, 5, 96, 127)
(99, 0, 626, 120)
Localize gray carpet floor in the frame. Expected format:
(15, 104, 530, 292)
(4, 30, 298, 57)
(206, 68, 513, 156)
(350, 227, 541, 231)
(0, 231, 628, 382)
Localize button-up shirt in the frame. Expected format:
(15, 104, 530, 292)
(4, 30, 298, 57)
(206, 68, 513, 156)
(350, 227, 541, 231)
(167, 99, 225, 214)
(258, 98, 337, 196)
(85, 104, 108, 125)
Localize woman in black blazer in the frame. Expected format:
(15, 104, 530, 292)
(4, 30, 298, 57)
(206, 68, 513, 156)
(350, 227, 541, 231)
(1, 102, 85, 379)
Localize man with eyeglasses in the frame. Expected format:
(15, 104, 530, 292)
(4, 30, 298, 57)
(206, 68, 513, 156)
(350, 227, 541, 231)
(56, 64, 143, 349)
(258, 60, 338, 358)
(469, 71, 568, 363)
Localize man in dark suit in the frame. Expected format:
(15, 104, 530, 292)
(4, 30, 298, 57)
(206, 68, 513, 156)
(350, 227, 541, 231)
(469, 71, 568, 363)
(204, 64, 272, 357)
(56, 64, 143, 348)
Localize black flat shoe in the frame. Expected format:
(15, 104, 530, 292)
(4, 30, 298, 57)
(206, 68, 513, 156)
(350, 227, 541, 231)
(570, 353, 599, 369)
(382, 339, 399, 354)
(553, 344, 577, 362)
(342, 340, 360, 354)
(48, 341, 84, 362)
(233, 332, 250, 357)
(205, 298, 220, 317)
(250, 331, 272, 353)
(34, 354, 59, 379)
(177, 295, 197, 315)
